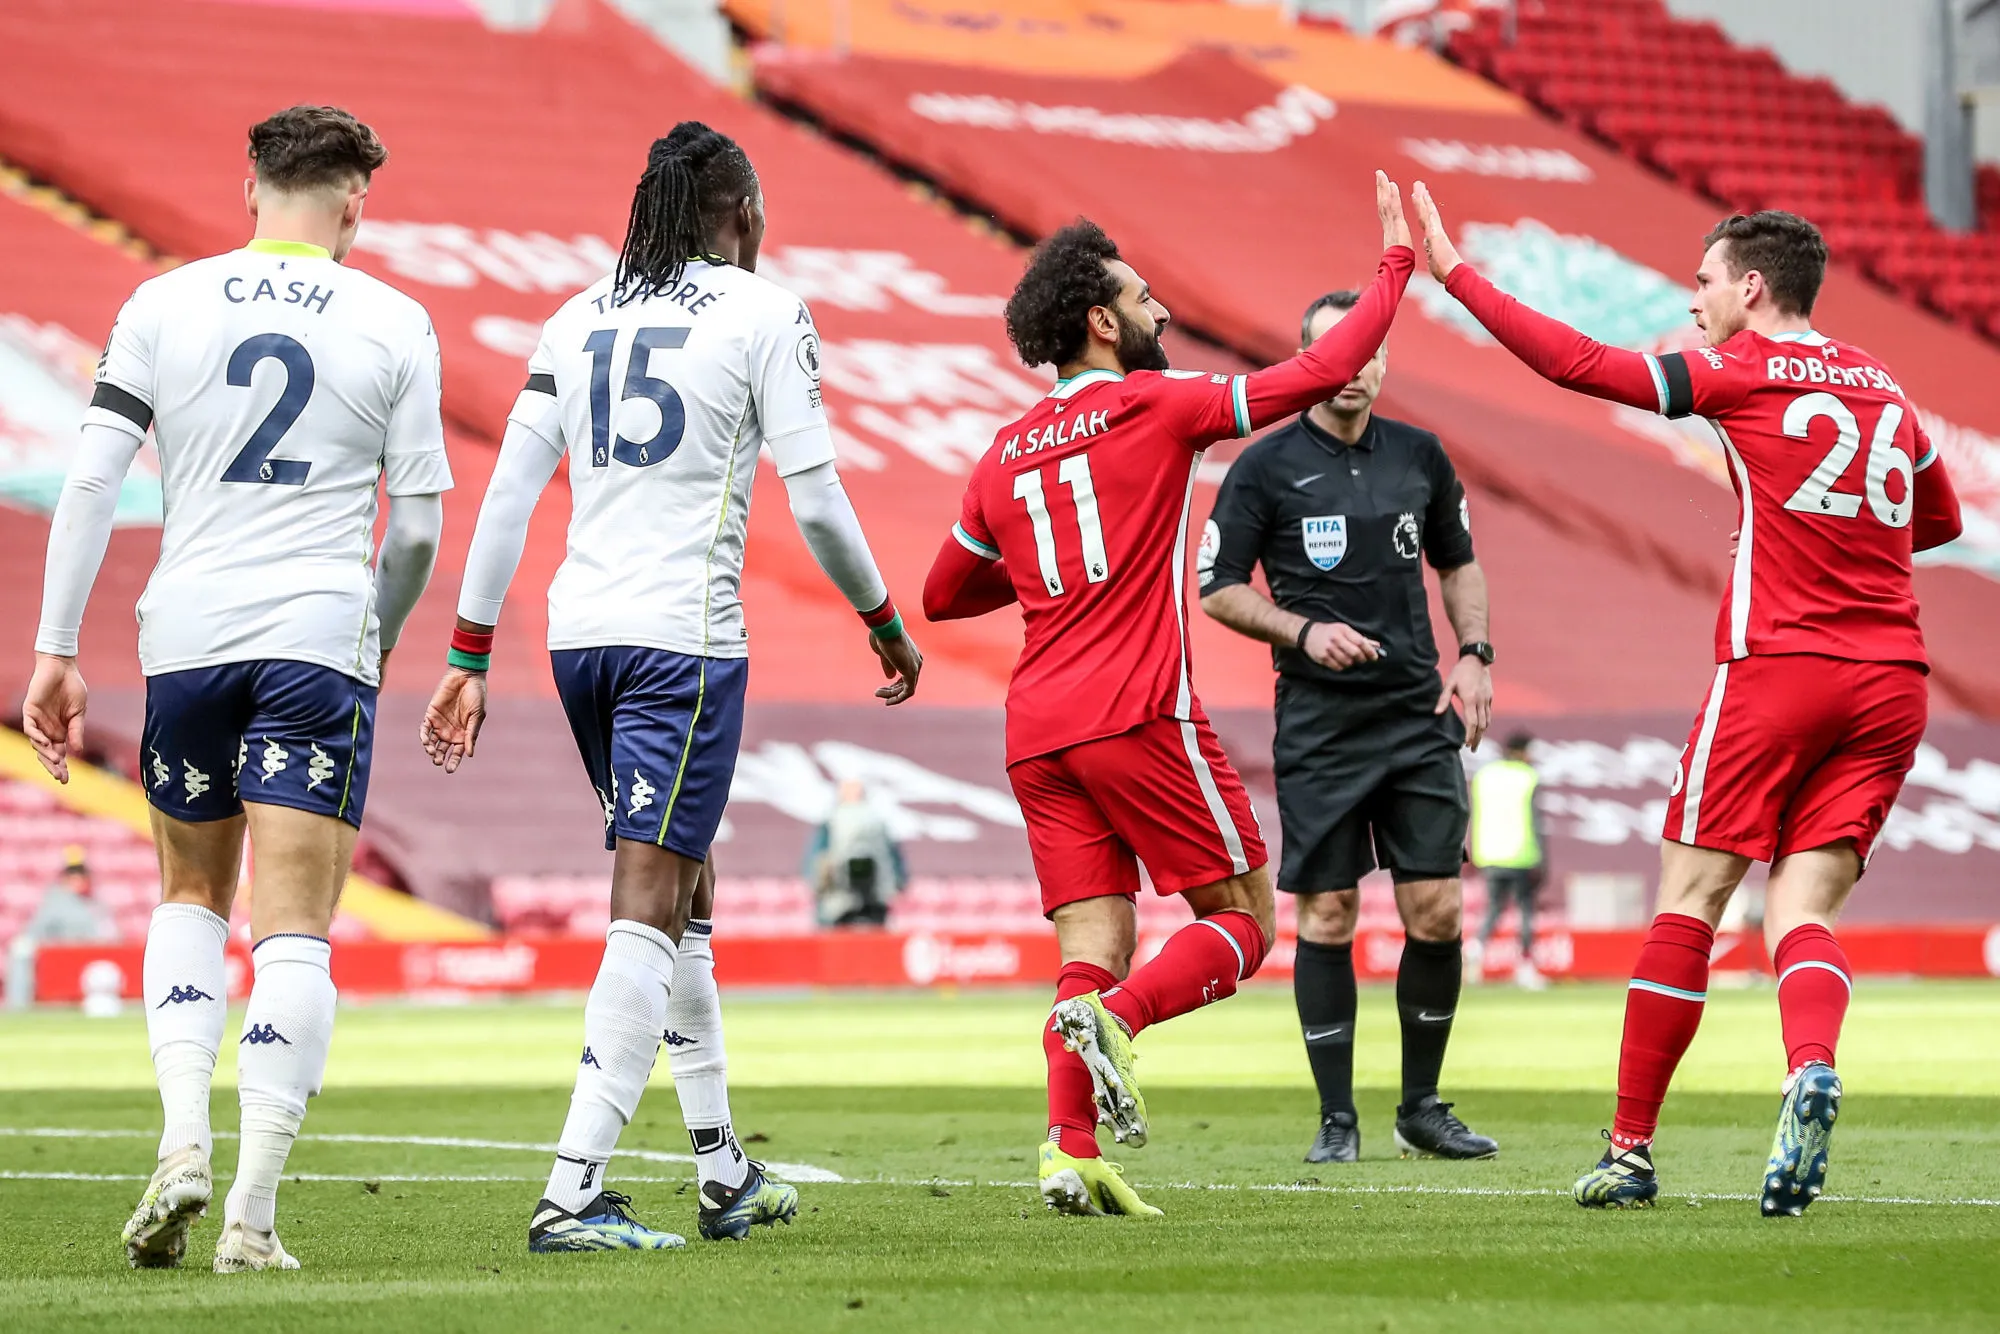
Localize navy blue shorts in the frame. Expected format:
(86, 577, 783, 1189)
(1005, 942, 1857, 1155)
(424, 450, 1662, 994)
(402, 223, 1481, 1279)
(142, 661, 378, 828)
(551, 647, 747, 858)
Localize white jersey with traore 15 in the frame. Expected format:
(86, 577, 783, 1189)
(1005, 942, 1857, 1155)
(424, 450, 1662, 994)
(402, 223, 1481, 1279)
(88, 238, 451, 685)
(506, 257, 833, 654)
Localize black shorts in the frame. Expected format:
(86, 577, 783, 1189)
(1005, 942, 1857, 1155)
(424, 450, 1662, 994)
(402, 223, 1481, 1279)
(1272, 677, 1469, 893)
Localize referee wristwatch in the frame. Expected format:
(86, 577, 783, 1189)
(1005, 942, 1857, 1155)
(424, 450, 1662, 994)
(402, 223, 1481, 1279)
(1459, 641, 1496, 666)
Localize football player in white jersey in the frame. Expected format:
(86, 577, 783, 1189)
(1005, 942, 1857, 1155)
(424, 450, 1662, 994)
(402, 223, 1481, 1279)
(420, 121, 921, 1252)
(23, 107, 451, 1273)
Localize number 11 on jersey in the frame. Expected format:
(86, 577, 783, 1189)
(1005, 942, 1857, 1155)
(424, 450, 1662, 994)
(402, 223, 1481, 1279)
(1013, 453, 1110, 598)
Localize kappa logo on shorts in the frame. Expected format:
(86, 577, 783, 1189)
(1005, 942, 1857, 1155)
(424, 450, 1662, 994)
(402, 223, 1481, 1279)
(1301, 515, 1347, 571)
(148, 748, 170, 790)
(259, 739, 288, 784)
(596, 787, 615, 829)
(234, 739, 247, 779)
(182, 761, 211, 802)
(305, 743, 337, 793)
(628, 769, 656, 817)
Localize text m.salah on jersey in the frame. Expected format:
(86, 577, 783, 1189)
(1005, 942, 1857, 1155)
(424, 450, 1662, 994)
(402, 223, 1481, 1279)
(999, 408, 1110, 463)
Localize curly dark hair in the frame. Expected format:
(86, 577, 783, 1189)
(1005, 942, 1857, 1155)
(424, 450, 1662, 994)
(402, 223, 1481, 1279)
(1703, 211, 1827, 317)
(248, 106, 387, 193)
(1005, 219, 1125, 369)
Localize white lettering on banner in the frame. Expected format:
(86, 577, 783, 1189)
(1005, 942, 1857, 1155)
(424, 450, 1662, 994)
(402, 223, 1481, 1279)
(729, 740, 1024, 844)
(755, 249, 1005, 317)
(401, 944, 539, 989)
(471, 315, 541, 359)
(354, 226, 1006, 316)
(1483, 736, 2000, 855)
(902, 934, 1023, 984)
(823, 340, 1046, 473)
(1399, 137, 1593, 182)
(822, 340, 1044, 411)
(908, 85, 1335, 153)
(352, 222, 620, 292)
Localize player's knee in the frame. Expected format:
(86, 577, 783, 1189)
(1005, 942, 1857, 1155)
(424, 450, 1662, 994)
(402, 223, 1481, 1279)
(1396, 876, 1463, 942)
(1295, 890, 1358, 946)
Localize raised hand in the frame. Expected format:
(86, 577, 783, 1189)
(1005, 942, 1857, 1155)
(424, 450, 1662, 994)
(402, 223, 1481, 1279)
(1376, 169, 1412, 252)
(1412, 181, 1463, 283)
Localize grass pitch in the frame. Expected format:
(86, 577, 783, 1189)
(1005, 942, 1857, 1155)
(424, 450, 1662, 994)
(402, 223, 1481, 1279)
(2, 984, 1998, 1332)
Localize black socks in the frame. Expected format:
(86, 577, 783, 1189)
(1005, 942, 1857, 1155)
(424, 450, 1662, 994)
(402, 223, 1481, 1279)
(1293, 938, 1358, 1119)
(1395, 935, 1463, 1113)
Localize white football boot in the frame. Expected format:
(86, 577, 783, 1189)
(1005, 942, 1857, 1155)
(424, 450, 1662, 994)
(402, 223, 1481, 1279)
(214, 1220, 301, 1272)
(121, 1144, 212, 1268)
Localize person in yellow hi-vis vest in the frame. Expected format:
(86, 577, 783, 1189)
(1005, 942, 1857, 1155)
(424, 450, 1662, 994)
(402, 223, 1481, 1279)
(1471, 732, 1549, 989)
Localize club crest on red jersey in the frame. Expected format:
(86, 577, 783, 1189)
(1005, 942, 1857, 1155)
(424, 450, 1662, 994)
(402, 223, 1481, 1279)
(1302, 515, 1347, 570)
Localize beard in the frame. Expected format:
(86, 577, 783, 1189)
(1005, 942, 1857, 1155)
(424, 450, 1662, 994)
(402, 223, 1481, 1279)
(1114, 308, 1170, 373)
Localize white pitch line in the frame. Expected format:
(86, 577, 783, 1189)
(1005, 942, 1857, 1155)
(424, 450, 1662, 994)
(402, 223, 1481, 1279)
(0, 1126, 842, 1183)
(6, 1129, 1997, 1208)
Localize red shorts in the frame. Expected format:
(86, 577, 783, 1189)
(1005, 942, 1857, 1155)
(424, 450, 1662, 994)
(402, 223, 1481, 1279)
(1663, 654, 1926, 864)
(1008, 715, 1269, 914)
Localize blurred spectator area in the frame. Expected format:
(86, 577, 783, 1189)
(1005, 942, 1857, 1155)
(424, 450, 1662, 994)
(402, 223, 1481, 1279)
(0, 778, 159, 950)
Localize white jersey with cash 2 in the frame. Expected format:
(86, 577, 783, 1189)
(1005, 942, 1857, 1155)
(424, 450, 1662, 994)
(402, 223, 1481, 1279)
(88, 240, 452, 687)
(508, 258, 837, 657)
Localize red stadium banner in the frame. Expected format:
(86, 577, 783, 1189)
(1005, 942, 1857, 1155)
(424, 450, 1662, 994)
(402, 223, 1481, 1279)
(29, 921, 2000, 1002)
(0, 0, 1289, 710)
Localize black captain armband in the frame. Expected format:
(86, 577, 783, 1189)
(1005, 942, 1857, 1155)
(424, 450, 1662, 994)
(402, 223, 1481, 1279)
(523, 372, 557, 396)
(90, 382, 153, 433)
(1653, 352, 1695, 420)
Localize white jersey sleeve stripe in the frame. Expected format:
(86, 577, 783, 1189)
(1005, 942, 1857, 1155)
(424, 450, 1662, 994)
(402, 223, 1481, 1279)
(1643, 353, 1671, 415)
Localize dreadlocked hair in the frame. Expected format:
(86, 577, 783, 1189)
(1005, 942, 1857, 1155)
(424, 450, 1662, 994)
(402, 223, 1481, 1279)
(613, 121, 759, 305)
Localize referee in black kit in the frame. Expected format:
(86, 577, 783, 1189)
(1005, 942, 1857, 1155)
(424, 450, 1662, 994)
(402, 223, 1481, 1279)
(1199, 289, 1498, 1165)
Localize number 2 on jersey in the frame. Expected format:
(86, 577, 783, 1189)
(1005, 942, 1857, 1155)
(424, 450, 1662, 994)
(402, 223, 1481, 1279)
(1782, 391, 1912, 527)
(584, 327, 689, 468)
(1013, 454, 1110, 597)
(220, 333, 314, 486)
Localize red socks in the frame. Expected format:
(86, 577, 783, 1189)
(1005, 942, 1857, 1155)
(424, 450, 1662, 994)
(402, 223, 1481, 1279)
(1045, 913, 1270, 1159)
(1773, 923, 1851, 1074)
(1611, 913, 1714, 1150)
(1045, 960, 1117, 1159)
(1101, 910, 1268, 1037)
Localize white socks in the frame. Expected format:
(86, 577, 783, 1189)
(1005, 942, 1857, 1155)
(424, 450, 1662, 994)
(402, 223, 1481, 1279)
(225, 934, 335, 1234)
(670, 918, 747, 1192)
(546, 920, 677, 1212)
(143, 903, 230, 1160)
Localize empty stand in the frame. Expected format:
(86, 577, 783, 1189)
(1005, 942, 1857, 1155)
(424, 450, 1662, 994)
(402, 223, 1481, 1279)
(1447, 0, 2000, 343)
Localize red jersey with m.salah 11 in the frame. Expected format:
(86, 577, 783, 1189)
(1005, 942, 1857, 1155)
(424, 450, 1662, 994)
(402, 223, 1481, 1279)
(1444, 267, 1962, 669)
(952, 248, 1416, 767)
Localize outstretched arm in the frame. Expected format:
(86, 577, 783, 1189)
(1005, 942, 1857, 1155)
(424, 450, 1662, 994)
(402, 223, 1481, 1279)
(1238, 245, 1418, 432)
(1415, 182, 1664, 413)
(1239, 171, 1417, 433)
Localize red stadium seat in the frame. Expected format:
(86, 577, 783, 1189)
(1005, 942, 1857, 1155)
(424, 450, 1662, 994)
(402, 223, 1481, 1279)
(1447, 0, 2000, 349)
